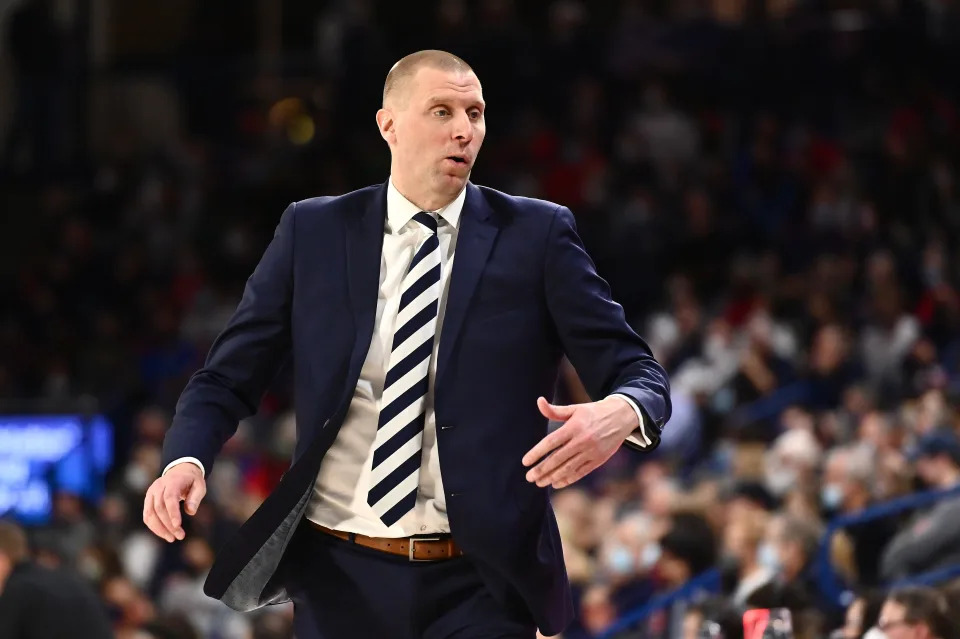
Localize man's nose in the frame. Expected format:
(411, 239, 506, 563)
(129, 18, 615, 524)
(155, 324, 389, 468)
(452, 111, 473, 142)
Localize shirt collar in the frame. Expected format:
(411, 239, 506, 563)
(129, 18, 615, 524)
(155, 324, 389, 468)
(386, 177, 465, 233)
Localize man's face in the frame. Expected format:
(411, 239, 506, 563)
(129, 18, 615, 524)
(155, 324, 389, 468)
(379, 66, 486, 203)
(658, 551, 690, 586)
(878, 601, 927, 639)
(916, 455, 942, 487)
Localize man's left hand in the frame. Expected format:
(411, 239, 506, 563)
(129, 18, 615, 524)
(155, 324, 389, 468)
(522, 396, 637, 490)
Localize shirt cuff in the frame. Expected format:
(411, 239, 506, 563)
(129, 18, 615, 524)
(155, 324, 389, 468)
(609, 393, 652, 448)
(162, 457, 206, 478)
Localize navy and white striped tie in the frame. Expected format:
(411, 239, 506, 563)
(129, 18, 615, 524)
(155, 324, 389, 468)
(367, 211, 441, 527)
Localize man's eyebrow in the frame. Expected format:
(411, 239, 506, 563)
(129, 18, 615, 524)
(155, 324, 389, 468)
(426, 96, 485, 109)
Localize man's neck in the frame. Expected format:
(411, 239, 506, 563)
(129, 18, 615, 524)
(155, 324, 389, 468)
(390, 175, 456, 212)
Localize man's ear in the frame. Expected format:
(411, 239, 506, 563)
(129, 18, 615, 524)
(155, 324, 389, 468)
(376, 108, 396, 145)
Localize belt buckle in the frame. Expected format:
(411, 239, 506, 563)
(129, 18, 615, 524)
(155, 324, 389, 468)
(408, 536, 441, 561)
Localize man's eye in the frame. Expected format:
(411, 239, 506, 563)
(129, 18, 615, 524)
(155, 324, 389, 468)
(434, 109, 448, 117)
(469, 111, 482, 119)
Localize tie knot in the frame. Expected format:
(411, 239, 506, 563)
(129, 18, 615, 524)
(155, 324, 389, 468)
(413, 211, 438, 234)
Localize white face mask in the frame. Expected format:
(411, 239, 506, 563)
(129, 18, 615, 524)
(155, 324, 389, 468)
(821, 483, 845, 510)
(757, 542, 783, 574)
(641, 542, 662, 570)
(603, 544, 636, 577)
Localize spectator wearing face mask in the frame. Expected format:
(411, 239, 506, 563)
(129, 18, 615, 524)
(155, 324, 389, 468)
(749, 513, 823, 613)
(596, 513, 660, 617)
(764, 423, 823, 500)
(881, 428, 960, 581)
(822, 443, 898, 586)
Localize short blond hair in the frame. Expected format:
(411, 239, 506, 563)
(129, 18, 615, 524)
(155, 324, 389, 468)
(382, 49, 474, 108)
(0, 521, 28, 563)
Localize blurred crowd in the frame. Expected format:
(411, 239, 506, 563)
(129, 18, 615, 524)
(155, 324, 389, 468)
(3, 0, 960, 637)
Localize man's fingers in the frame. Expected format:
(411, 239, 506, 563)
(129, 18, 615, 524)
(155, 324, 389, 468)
(522, 421, 574, 468)
(185, 478, 206, 515)
(538, 452, 591, 489)
(144, 492, 175, 543)
(527, 437, 580, 485)
(553, 459, 600, 489)
(152, 489, 177, 541)
(141, 486, 162, 539)
(536, 396, 576, 422)
(164, 489, 185, 540)
(144, 511, 173, 543)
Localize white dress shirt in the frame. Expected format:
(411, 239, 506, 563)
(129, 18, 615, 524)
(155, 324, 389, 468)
(302, 179, 464, 536)
(164, 178, 651, 537)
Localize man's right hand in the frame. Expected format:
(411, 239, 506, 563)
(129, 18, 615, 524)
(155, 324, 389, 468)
(142, 463, 206, 542)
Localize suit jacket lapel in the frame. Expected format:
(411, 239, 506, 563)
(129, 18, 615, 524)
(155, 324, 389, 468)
(436, 183, 499, 393)
(345, 182, 387, 384)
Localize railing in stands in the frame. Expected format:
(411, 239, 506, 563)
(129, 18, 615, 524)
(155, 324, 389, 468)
(596, 568, 722, 639)
(817, 483, 960, 607)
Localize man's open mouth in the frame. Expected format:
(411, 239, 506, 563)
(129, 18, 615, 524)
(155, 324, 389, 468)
(446, 155, 468, 164)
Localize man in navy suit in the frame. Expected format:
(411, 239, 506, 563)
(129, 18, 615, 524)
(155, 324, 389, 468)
(144, 49, 670, 638)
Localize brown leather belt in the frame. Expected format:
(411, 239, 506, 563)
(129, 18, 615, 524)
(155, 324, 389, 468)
(307, 520, 463, 561)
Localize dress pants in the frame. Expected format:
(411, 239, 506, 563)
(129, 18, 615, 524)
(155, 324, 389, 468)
(284, 520, 538, 639)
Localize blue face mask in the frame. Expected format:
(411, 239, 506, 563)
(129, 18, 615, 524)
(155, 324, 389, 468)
(821, 483, 845, 510)
(605, 544, 636, 576)
(757, 542, 782, 574)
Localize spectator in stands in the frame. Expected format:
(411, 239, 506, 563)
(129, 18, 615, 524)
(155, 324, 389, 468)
(657, 513, 718, 590)
(726, 481, 778, 518)
(578, 584, 620, 639)
(598, 511, 659, 614)
(3, 2, 960, 637)
(861, 284, 921, 401)
(881, 428, 960, 581)
(102, 574, 158, 638)
(936, 578, 960, 631)
(763, 425, 823, 501)
(877, 587, 952, 639)
(682, 597, 744, 639)
(158, 537, 251, 639)
(29, 490, 98, 569)
(822, 443, 898, 586)
(749, 514, 822, 613)
(651, 513, 717, 638)
(0, 520, 113, 639)
(720, 507, 774, 605)
(836, 590, 885, 639)
(800, 324, 860, 411)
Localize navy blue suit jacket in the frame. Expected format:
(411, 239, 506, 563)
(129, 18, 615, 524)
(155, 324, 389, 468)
(160, 180, 671, 635)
